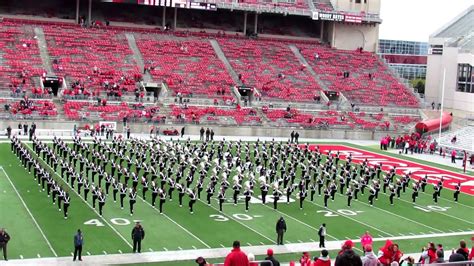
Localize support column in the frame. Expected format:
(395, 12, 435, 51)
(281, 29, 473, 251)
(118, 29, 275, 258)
(320, 20, 324, 41)
(162, 6, 166, 29)
(254, 13, 258, 34)
(243, 12, 247, 35)
(88, 0, 92, 25)
(76, 0, 80, 24)
(173, 7, 177, 30)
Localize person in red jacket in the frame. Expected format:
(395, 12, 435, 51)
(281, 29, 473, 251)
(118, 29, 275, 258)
(313, 249, 330, 266)
(420, 242, 437, 264)
(468, 236, 474, 260)
(224, 241, 249, 266)
(378, 240, 403, 266)
(300, 252, 311, 266)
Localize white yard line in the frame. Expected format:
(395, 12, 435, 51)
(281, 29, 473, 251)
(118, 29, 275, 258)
(23, 145, 134, 249)
(199, 199, 275, 243)
(136, 196, 212, 249)
(339, 192, 444, 233)
(259, 201, 340, 241)
(0, 167, 58, 257)
(305, 197, 394, 238)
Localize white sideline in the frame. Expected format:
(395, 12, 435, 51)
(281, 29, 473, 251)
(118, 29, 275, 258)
(3, 231, 474, 266)
(0, 167, 58, 257)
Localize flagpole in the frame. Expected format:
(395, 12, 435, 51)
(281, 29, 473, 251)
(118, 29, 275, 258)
(438, 68, 446, 141)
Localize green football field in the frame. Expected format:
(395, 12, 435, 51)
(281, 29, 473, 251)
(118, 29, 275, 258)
(0, 140, 473, 264)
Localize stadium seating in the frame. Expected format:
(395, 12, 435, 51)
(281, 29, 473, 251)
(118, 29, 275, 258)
(218, 38, 322, 102)
(0, 21, 44, 93)
(63, 101, 165, 122)
(298, 44, 419, 107)
(170, 104, 261, 125)
(135, 35, 235, 98)
(42, 24, 140, 95)
(2, 98, 57, 118)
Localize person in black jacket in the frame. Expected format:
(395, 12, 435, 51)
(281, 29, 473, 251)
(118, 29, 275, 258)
(263, 248, 280, 266)
(0, 228, 11, 261)
(131, 222, 145, 253)
(275, 217, 286, 245)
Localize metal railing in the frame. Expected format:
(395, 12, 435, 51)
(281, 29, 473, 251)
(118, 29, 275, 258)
(212, 260, 274, 266)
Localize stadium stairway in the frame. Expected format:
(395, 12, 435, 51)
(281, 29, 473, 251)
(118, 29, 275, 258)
(210, 39, 243, 105)
(125, 33, 152, 83)
(33, 27, 54, 75)
(289, 44, 328, 93)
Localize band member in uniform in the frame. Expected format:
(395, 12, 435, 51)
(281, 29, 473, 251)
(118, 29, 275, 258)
(411, 182, 419, 203)
(151, 181, 159, 207)
(368, 186, 376, 206)
(299, 188, 307, 210)
(272, 184, 282, 210)
(206, 185, 214, 205)
(218, 188, 225, 212)
(188, 188, 197, 214)
(177, 183, 185, 207)
(433, 184, 440, 203)
(323, 186, 330, 208)
(120, 184, 128, 209)
(112, 180, 119, 202)
(141, 177, 149, 200)
(129, 188, 137, 216)
(159, 188, 166, 214)
(243, 182, 253, 212)
(454, 182, 461, 202)
(63, 191, 71, 219)
(98, 189, 106, 216)
(346, 187, 353, 207)
(389, 185, 396, 206)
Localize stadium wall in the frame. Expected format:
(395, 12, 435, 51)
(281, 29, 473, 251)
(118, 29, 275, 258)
(425, 46, 474, 112)
(0, 121, 394, 141)
(331, 23, 379, 52)
(332, 0, 381, 14)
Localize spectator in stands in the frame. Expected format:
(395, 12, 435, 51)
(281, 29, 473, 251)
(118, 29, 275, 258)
(419, 242, 437, 264)
(378, 240, 403, 266)
(195, 256, 207, 266)
(247, 253, 258, 266)
(300, 252, 311, 266)
(335, 247, 362, 266)
(469, 237, 474, 260)
(435, 249, 444, 263)
(361, 245, 378, 266)
(338, 240, 355, 256)
(313, 249, 330, 266)
(263, 249, 280, 266)
(456, 240, 469, 260)
(224, 240, 249, 266)
(437, 244, 444, 262)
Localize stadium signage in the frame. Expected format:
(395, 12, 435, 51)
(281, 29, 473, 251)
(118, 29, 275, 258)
(312, 11, 345, 21)
(344, 15, 362, 24)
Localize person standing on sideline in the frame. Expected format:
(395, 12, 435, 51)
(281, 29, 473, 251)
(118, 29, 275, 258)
(73, 229, 83, 261)
(223, 240, 249, 266)
(199, 127, 205, 141)
(360, 231, 373, 252)
(276, 217, 286, 245)
(180, 127, 185, 138)
(318, 223, 326, 248)
(451, 149, 457, 164)
(6, 126, 11, 139)
(131, 222, 145, 253)
(126, 126, 131, 139)
(0, 228, 11, 261)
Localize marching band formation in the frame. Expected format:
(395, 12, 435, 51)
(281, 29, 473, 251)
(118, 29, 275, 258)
(10, 135, 462, 219)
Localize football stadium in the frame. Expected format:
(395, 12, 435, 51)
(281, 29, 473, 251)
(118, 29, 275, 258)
(0, 0, 473, 265)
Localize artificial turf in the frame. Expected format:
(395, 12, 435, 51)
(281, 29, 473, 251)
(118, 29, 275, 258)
(0, 140, 473, 263)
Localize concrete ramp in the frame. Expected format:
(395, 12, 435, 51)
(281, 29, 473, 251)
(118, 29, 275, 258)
(125, 33, 152, 82)
(34, 27, 54, 75)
